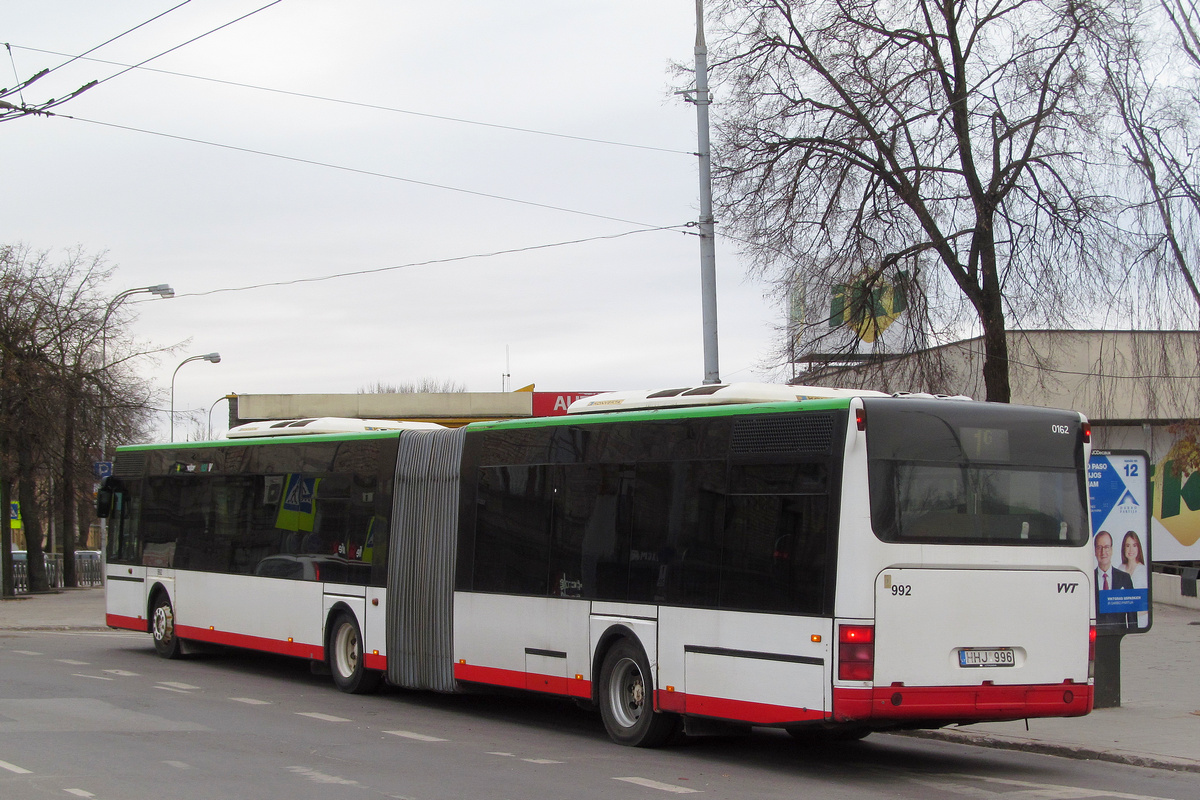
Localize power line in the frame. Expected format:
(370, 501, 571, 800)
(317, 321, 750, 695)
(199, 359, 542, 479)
(85, 0, 284, 95)
(163, 226, 695, 299)
(8, 44, 695, 157)
(33, 0, 194, 80)
(52, 112, 676, 228)
(3, 1, 282, 114)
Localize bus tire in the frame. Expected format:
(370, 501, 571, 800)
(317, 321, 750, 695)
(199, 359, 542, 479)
(150, 593, 182, 660)
(327, 611, 380, 695)
(598, 638, 679, 747)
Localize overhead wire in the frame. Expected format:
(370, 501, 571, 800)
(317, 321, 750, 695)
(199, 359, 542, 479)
(157, 226, 696, 299)
(8, 44, 694, 156)
(29, 0, 194, 80)
(51, 111, 680, 229)
(12, 0, 284, 114)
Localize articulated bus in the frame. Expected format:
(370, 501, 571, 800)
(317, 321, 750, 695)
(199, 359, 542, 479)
(98, 384, 1095, 746)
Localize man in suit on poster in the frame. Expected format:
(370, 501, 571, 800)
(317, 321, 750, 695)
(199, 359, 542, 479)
(1094, 530, 1136, 630)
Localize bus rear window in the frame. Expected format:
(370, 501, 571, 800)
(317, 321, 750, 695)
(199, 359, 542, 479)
(864, 399, 1088, 546)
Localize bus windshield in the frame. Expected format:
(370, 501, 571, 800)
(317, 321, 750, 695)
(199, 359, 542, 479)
(865, 399, 1088, 546)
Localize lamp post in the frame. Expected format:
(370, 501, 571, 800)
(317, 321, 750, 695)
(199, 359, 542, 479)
(208, 393, 238, 440)
(170, 353, 221, 441)
(96, 283, 172, 579)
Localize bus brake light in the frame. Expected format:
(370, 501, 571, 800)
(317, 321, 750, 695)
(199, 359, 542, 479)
(1082, 421, 1091, 444)
(839, 624, 875, 681)
(855, 408, 867, 432)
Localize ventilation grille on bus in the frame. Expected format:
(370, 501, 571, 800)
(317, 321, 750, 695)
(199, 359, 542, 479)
(730, 413, 835, 455)
(112, 451, 147, 478)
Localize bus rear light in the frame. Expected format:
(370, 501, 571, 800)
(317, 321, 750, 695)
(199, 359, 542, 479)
(1088, 625, 1096, 680)
(838, 624, 875, 681)
(1081, 421, 1091, 444)
(855, 408, 867, 431)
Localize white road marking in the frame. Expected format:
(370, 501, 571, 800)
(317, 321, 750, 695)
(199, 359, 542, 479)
(488, 752, 514, 757)
(384, 730, 446, 742)
(56, 659, 89, 665)
(103, 669, 140, 677)
(229, 697, 272, 705)
(12, 650, 42, 656)
(297, 712, 350, 723)
(154, 686, 191, 694)
(522, 758, 563, 765)
(941, 773, 1179, 800)
(0, 759, 32, 774)
(615, 777, 701, 794)
(163, 761, 191, 770)
(72, 674, 114, 681)
(286, 766, 359, 785)
(64, 789, 95, 798)
(158, 681, 199, 690)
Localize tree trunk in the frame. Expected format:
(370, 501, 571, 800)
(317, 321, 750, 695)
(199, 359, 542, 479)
(16, 433, 50, 592)
(61, 393, 77, 588)
(1, 476, 13, 598)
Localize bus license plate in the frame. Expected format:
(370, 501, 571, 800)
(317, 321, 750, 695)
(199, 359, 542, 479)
(959, 648, 1015, 668)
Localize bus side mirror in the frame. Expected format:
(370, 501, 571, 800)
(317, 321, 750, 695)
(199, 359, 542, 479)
(95, 476, 121, 518)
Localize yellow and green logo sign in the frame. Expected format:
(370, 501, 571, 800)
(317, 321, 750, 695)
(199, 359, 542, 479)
(829, 273, 909, 343)
(1151, 458, 1200, 548)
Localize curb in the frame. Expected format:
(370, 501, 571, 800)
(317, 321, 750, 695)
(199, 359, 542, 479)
(894, 729, 1200, 774)
(0, 625, 112, 632)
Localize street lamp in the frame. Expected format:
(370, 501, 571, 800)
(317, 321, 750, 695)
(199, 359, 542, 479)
(99, 283, 174, 460)
(208, 393, 238, 440)
(170, 353, 221, 441)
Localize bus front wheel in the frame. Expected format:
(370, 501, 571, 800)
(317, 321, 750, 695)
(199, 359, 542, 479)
(598, 639, 679, 747)
(327, 612, 381, 695)
(150, 594, 182, 660)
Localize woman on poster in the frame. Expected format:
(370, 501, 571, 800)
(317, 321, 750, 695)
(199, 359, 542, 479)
(1121, 530, 1149, 629)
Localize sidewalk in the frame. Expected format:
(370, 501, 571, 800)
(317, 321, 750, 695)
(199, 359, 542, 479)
(1, 590, 1197, 771)
(0, 586, 109, 630)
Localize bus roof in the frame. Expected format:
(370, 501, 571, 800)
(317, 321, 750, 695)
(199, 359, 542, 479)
(566, 382, 888, 414)
(225, 417, 445, 438)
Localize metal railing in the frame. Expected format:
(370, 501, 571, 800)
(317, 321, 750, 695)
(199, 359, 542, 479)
(11, 553, 103, 594)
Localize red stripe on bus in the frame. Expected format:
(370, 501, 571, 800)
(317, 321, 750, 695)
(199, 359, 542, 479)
(455, 662, 826, 724)
(106, 613, 146, 632)
(454, 662, 592, 699)
(832, 683, 1093, 722)
(176, 625, 324, 661)
(363, 653, 387, 671)
(658, 690, 828, 724)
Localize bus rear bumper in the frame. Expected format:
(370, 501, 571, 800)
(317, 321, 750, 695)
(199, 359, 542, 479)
(833, 682, 1093, 723)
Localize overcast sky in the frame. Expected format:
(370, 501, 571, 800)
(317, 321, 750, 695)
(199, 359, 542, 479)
(2, 1, 781, 439)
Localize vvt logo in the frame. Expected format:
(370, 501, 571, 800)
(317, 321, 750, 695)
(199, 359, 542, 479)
(1057, 582, 1079, 593)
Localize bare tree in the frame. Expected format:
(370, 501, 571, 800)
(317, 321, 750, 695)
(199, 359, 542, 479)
(707, 0, 1123, 401)
(1098, 0, 1200, 323)
(0, 244, 158, 594)
(358, 379, 468, 394)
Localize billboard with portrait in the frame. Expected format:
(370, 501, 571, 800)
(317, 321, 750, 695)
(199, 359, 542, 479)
(1088, 450, 1152, 635)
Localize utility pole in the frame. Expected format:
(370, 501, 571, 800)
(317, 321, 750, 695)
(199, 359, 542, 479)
(692, 0, 720, 384)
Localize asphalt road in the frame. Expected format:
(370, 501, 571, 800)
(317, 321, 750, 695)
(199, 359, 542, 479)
(1, 629, 1194, 800)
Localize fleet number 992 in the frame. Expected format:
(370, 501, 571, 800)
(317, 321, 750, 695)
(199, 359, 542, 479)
(890, 584, 912, 596)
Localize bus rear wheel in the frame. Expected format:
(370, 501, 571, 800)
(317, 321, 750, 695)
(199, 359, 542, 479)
(328, 612, 381, 695)
(150, 594, 182, 659)
(598, 639, 679, 747)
